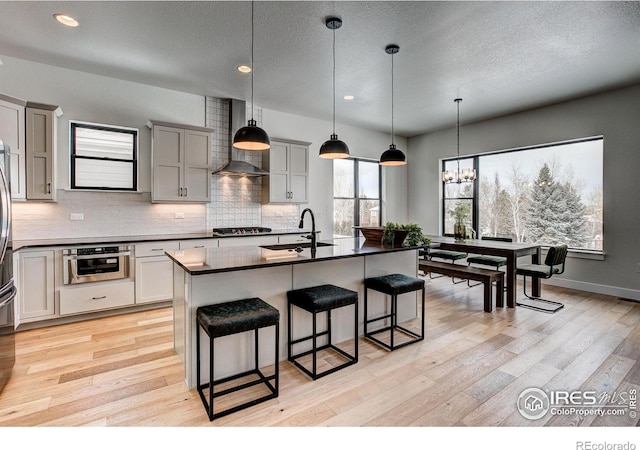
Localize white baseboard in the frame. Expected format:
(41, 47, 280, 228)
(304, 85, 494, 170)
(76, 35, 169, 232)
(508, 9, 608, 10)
(540, 277, 640, 302)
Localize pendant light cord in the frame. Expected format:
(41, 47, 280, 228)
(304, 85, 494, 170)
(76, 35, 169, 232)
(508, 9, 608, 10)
(391, 51, 395, 145)
(456, 98, 461, 176)
(332, 25, 336, 135)
(250, 0, 255, 121)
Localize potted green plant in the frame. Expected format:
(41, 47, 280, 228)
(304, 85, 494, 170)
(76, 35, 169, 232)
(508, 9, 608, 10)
(381, 222, 430, 247)
(401, 223, 431, 247)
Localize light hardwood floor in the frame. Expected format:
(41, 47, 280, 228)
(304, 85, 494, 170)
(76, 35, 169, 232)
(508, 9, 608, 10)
(1, 277, 639, 427)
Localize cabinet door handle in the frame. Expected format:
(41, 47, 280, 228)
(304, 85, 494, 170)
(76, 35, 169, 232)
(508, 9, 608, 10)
(184, 187, 187, 196)
(91, 296, 107, 300)
(47, 182, 51, 194)
(179, 187, 183, 196)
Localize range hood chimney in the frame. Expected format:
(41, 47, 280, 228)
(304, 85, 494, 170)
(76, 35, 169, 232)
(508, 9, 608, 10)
(212, 99, 268, 176)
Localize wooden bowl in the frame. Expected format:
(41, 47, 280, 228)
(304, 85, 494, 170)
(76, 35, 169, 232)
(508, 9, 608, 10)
(354, 226, 408, 246)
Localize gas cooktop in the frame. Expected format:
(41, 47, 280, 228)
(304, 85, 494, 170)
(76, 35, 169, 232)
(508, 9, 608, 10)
(211, 227, 273, 236)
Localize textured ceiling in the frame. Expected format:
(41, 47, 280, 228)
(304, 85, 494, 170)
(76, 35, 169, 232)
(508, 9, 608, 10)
(1, 1, 639, 137)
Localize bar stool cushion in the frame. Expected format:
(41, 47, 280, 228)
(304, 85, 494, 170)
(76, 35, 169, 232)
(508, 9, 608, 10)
(365, 273, 425, 296)
(287, 284, 358, 313)
(197, 298, 279, 338)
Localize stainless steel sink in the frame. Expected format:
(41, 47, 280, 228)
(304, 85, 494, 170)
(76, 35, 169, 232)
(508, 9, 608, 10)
(259, 242, 335, 251)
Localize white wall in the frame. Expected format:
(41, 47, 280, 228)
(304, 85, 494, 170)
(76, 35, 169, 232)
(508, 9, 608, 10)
(408, 83, 640, 298)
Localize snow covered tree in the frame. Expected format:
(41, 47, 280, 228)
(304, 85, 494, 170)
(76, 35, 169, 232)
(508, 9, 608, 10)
(559, 182, 587, 247)
(525, 163, 587, 246)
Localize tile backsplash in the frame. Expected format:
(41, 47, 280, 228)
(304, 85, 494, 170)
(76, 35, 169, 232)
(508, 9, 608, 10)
(12, 190, 206, 240)
(205, 97, 300, 230)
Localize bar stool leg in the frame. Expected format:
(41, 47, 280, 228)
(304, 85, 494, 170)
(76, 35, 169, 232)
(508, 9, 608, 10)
(208, 333, 214, 420)
(390, 294, 397, 349)
(287, 300, 292, 362)
(421, 286, 426, 340)
(364, 287, 369, 337)
(354, 301, 359, 361)
(274, 322, 280, 396)
(254, 327, 259, 371)
(312, 310, 317, 379)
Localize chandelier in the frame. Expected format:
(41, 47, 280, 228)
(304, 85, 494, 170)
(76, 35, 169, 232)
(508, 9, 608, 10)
(442, 98, 476, 184)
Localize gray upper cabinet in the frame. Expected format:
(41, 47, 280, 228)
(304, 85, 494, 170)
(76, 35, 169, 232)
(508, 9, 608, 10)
(150, 121, 213, 203)
(262, 138, 310, 204)
(25, 102, 62, 201)
(0, 94, 27, 200)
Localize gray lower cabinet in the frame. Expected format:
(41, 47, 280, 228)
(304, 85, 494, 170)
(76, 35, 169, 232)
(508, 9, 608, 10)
(59, 282, 135, 316)
(18, 249, 55, 321)
(134, 241, 180, 304)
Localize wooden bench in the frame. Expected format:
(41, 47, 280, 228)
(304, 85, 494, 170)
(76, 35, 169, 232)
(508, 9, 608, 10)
(419, 260, 504, 313)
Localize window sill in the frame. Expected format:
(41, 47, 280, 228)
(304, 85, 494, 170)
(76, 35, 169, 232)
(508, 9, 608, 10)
(566, 249, 604, 261)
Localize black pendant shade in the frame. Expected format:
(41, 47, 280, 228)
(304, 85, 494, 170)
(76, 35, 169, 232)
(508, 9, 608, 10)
(380, 144, 406, 166)
(379, 44, 406, 166)
(233, 119, 270, 151)
(319, 133, 350, 159)
(319, 17, 349, 159)
(232, 1, 270, 151)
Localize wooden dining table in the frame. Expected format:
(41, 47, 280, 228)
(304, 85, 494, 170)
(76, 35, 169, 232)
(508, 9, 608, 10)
(425, 236, 541, 308)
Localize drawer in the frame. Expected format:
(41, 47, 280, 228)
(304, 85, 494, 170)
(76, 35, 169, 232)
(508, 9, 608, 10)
(179, 238, 218, 250)
(59, 281, 135, 316)
(135, 240, 180, 257)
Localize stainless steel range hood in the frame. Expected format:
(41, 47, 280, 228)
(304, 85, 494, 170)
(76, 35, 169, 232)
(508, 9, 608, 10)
(212, 99, 268, 176)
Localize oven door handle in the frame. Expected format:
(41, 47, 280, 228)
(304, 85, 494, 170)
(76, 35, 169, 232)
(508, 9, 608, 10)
(63, 252, 131, 261)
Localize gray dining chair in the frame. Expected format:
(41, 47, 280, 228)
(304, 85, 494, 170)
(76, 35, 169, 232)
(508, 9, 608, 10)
(515, 244, 568, 313)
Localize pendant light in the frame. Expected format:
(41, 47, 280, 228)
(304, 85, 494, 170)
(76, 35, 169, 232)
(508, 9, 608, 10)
(319, 17, 350, 159)
(442, 98, 476, 183)
(233, 1, 270, 151)
(379, 44, 406, 166)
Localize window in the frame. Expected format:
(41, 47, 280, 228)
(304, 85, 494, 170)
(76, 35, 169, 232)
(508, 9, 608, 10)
(442, 157, 475, 236)
(70, 121, 138, 191)
(442, 136, 603, 252)
(333, 158, 381, 237)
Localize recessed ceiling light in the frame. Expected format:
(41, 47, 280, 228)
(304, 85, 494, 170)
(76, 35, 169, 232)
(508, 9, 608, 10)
(237, 65, 252, 73)
(344, 95, 354, 100)
(54, 14, 79, 27)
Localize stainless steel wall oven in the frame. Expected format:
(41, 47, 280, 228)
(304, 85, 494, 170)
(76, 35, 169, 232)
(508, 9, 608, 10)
(62, 245, 133, 285)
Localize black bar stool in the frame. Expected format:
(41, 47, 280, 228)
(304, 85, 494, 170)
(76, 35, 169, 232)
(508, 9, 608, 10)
(196, 297, 279, 421)
(287, 284, 358, 380)
(364, 273, 425, 351)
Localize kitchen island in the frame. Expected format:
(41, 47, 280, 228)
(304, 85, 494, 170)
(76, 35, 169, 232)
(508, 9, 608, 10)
(167, 237, 421, 389)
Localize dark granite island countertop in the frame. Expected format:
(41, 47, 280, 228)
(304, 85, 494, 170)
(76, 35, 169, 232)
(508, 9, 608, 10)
(165, 236, 421, 274)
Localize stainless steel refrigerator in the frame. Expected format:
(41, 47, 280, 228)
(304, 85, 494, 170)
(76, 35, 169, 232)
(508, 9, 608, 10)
(0, 140, 16, 393)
